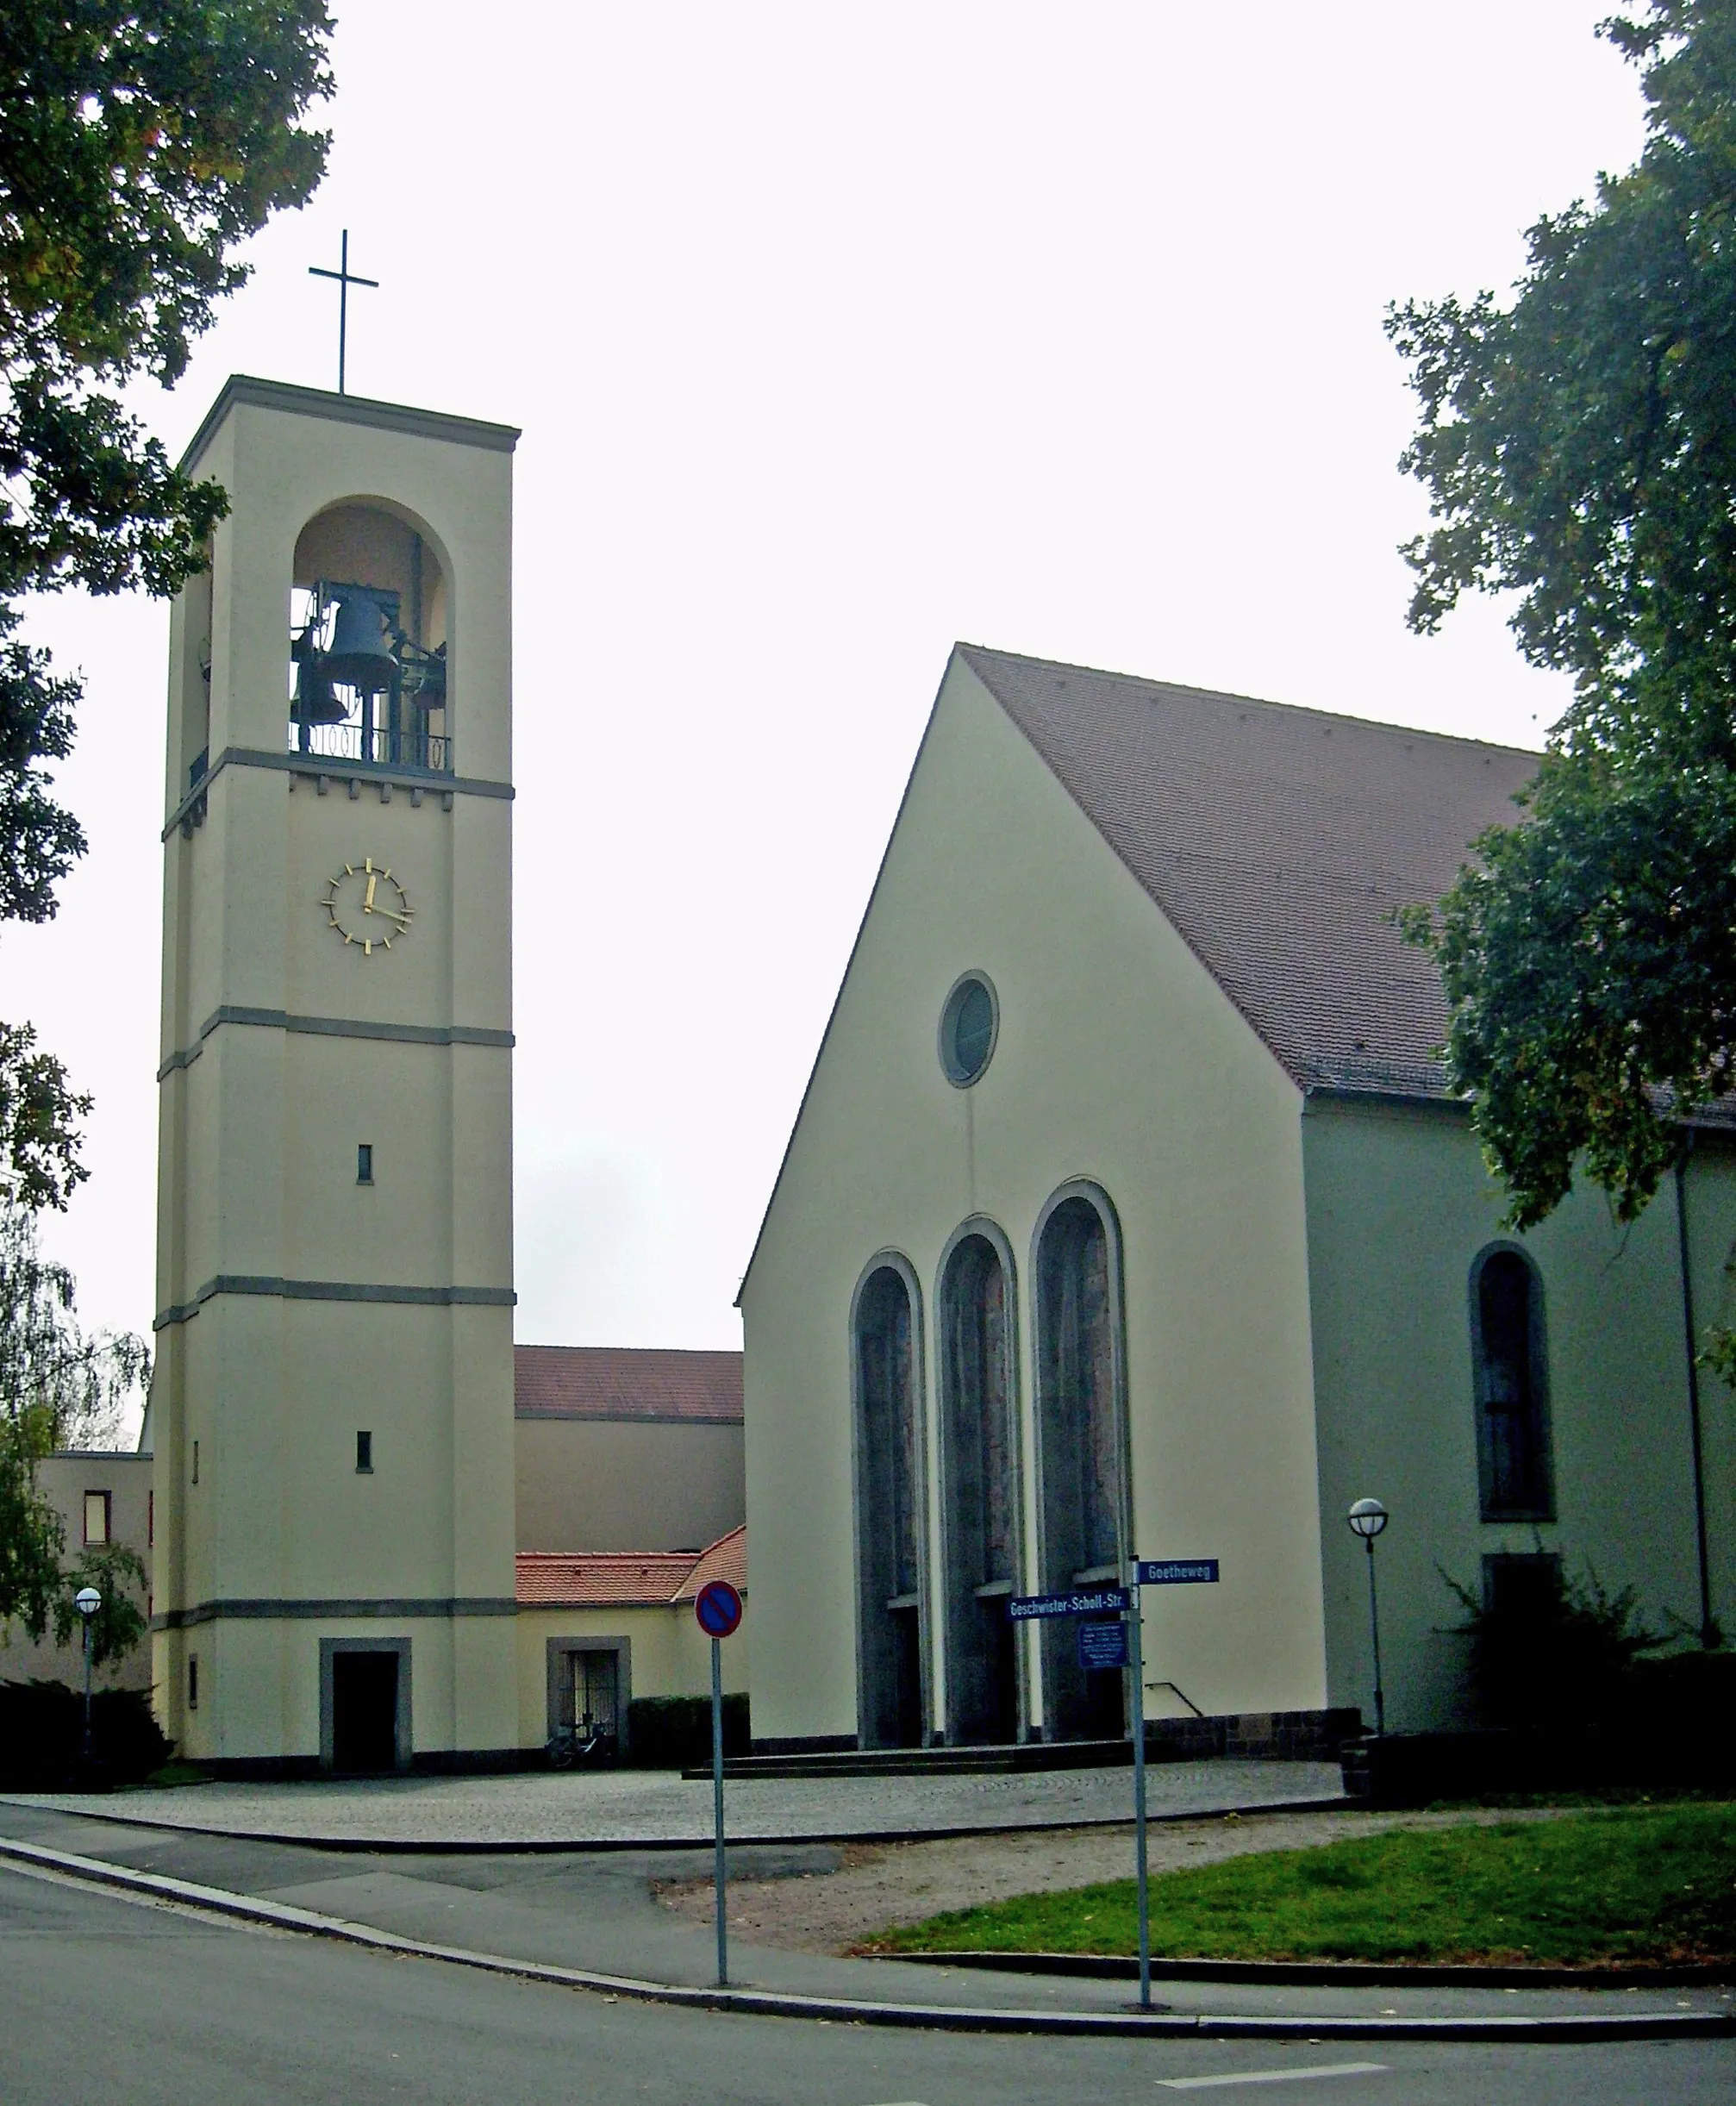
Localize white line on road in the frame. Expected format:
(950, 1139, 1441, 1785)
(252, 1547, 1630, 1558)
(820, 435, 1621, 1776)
(1157, 2066, 1387, 2091)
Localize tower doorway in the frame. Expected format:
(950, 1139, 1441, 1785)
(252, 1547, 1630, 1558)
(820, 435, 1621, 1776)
(321, 1637, 410, 1774)
(331, 1653, 399, 1772)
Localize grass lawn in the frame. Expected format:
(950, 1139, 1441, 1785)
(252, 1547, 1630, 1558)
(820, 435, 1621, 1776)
(863, 1803, 1736, 1966)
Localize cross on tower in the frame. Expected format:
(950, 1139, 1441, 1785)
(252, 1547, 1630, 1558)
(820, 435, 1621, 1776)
(308, 229, 379, 396)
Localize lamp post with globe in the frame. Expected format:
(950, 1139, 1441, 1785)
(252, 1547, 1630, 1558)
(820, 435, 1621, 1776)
(1346, 1499, 1389, 1737)
(74, 1586, 102, 1764)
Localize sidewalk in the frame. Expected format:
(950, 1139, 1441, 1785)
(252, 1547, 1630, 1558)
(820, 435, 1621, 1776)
(1, 1797, 1730, 2040)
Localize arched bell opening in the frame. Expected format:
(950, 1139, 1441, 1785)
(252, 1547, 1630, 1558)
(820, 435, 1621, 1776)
(852, 1259, 927, 1750)
(290, 501, 452, 772)
(1033, 1187, 1128, 1743)
(938, 1226, 1021, 1747)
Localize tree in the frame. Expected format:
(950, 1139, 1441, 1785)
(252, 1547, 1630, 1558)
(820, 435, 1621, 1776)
(0, 1194, 149, 1646)
(1390, 2, 1736, 1229)
(0, 1, 334, 1204)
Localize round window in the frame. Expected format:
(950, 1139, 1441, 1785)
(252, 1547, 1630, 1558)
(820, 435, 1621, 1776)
(940, 973, 998, 1087)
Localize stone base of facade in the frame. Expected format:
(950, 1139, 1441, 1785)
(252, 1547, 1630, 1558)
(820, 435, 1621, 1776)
(1145, 1706, 1363, 1763)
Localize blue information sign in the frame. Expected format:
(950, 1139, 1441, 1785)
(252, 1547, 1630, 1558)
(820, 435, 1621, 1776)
(1009, 1586, 1130, 1622)
(1077, 1619, 1130, 1672)
(1135, 1559, 1220, 1586)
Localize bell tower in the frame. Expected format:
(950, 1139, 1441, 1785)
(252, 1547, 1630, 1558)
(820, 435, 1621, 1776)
(151, 377, 521, 1771)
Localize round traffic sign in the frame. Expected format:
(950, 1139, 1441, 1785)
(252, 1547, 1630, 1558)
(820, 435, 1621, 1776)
(694, 1578, 743, 1639)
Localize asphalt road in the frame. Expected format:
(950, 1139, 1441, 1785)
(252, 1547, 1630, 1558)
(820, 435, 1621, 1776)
(3, 1859, 1734, 2106)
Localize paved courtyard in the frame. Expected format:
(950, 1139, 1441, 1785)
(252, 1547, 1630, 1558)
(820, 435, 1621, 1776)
(3, 1755, 1343, 1848)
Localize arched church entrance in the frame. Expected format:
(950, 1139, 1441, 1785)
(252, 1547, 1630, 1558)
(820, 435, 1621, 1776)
(1035, 1190, 1127, 1742)
(939, 1229, 1021, 1745)
(852, 1262, 926, 1747)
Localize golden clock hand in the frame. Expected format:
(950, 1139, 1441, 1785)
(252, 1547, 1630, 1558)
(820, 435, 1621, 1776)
(364, 872, 378, 913)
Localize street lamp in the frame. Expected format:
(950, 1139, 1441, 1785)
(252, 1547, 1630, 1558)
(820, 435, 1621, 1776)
(1346, 1498, 1389, 1738)
(74, 1586, 101, 1765)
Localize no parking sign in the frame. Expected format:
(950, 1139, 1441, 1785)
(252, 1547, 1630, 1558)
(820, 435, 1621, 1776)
(694, 1578, 743, 1640)
(695, 1573, 743, 1989)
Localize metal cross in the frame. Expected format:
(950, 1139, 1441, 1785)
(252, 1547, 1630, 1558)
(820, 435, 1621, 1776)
(308, 229, 379, 395)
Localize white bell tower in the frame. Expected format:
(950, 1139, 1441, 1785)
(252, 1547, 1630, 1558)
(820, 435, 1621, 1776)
(151, 377, 521, 1771)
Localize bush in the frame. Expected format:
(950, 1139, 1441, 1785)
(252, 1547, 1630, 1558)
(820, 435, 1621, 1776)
(1441, 1559, 1667, 1729)
(626, 1693, 749, 1768)
(0, 1678, 172, 1790)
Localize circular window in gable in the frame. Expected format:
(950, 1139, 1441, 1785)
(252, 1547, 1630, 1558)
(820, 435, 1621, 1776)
(940, 972, 999, 1087)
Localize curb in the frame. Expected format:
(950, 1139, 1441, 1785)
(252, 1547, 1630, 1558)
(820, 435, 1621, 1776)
(0, 1791, 1350, 1857)
(0, 1834, 1729, 2043)
(872, 1948, 1736, 1990)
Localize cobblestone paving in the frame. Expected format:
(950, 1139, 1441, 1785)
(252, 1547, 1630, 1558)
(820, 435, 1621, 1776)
(3, 1757, 1343, 1847)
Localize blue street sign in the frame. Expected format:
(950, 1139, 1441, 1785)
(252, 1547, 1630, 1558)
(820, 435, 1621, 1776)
(1077, 1618, 1130, 1672)
(1009, 1586, 1130, 1622)
(1135, 1559, 1220, 1586)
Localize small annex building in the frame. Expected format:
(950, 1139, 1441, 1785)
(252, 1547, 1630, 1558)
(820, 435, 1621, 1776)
(515, 1526, 748, 1755)
(738, 644, 1736, 1755)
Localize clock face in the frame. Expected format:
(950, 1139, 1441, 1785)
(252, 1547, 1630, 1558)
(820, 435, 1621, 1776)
(322, 858, 413, 956)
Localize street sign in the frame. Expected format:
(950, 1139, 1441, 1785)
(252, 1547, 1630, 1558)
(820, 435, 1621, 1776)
(1135, 1559, 1220, 1586)
(1077, 1618, 1130, 1672)
(1009, 1586, 1130, 1622)
(694, 1576, 745, 1990)
(695, 1578, 743, 1639)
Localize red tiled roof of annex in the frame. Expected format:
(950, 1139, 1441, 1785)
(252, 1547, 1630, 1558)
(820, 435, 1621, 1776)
(513, 1345, 742, 1423)
(516, 1526, 747, 1609)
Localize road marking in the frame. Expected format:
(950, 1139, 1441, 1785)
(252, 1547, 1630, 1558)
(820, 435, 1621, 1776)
(1157, 2067, 1387, 2091)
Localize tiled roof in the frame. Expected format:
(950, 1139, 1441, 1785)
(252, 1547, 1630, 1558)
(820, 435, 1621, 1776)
(671, 1523, 747, 1602)
(960, 644, 1541, 1097)
(513, 1345, 743, 1423)
(516, 1527, 748, 1609)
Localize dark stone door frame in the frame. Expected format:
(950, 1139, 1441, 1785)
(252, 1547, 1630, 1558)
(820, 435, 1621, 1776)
(319, 1634, 412, 1772)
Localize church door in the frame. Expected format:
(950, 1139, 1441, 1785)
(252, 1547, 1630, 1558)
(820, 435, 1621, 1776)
(854, 1265, 926, 1747)
(940, 1232, 1021, 1745)
(1035, 1194, 1127, 1742)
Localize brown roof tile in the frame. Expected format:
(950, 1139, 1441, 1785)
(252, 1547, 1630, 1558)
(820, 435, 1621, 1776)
(516, 1527, 748, 1608)
(960, 644, 1540, 1095)
(514, 1345, 743, 1423)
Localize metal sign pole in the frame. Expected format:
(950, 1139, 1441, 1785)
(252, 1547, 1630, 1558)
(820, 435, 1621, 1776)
(1127, 1561, 1151, 2009)
(711, 1631, 727, 1987)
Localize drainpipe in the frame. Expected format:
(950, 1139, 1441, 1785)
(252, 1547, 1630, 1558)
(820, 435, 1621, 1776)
(1673, 1140, 1715, 1647)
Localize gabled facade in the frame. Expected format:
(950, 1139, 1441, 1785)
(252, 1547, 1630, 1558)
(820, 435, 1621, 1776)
(739, 646, 1736, 1750)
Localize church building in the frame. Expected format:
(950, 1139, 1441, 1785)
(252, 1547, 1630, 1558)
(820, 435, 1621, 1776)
(738, 645, 1736, 1753)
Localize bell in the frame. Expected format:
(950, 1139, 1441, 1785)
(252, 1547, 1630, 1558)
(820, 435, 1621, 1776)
(322, 591, 397, 694)
(292, 668, 346, 725)
(290, 633, 346, 725)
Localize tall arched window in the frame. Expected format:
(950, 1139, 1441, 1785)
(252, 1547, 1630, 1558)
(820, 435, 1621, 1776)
(852, 1262, 925, 1748)
(1035, 1189, 1127, 1741)
(1471, 1245, 1553, 1522)
(939, 1228, 1021, 1745)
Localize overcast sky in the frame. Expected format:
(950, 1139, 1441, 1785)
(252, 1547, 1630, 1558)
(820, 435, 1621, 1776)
(9, 3, 1647, 1425)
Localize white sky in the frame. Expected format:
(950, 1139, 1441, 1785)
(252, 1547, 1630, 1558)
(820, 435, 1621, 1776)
(5, 2, 1647, 1418)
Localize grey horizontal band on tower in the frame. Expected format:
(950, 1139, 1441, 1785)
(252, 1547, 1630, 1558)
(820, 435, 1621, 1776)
(159, 1004, 515, 1079)
(153, 1277, 516, 1331)
(163, 744, 514, 840)
(153, 1596, 521, 1632)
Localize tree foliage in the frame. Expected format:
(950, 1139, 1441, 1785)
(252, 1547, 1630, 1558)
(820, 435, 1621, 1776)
(0, 1, 333, 1203)
(54, 1541, 149, 1668)
(0, 1196, 150, 1644)
(1391, 2, 1736, 1227)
